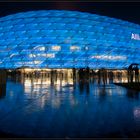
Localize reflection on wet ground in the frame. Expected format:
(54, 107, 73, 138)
(0, 76, 140, 138)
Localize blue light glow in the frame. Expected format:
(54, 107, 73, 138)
(0, 10, 140, 69)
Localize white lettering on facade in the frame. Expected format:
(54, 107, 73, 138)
(91, 55, 127, 60)
(131, 33, 140, 40)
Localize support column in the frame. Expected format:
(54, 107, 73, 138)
(0, 69, 6, 98)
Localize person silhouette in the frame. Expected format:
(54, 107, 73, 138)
(103, 69, 107, 85)
(128, 65, 133, 83)
(97, 70, 101, 84)
(134, 65, 139, 82)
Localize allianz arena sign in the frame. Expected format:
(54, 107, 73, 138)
(131, 33, 140, 40)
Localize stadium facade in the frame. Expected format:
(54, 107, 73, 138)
(0, 10, 140, 69)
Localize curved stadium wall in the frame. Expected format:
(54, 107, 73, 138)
(0, 10, 140, 69)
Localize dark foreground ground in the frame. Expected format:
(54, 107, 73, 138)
(1, 131, 140, 138)
(0, 131, 24, 138)
(114, 82, 140, 91)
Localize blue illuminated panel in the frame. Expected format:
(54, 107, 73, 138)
(0, 10, 140, 69)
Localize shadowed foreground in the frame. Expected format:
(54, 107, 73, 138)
(114, 83, 140, 91)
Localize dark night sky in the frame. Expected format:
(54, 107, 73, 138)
(0, 1, 140, 25)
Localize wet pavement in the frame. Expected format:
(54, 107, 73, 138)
(0, 76, 140, 138)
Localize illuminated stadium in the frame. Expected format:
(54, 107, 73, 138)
(0, 10, 140, 69)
